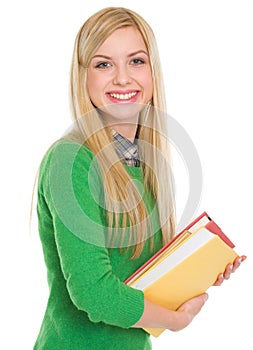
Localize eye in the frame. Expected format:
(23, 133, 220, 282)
(130, 58, 145, 65)
(95, 62, 112, 69)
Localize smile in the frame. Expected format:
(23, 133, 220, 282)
(109, 91, 137, 100)
(106, 90, 140, 104)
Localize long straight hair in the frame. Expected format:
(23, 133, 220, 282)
(68, 7, 176, 258)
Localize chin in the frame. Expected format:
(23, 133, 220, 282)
(99, 103, 146, 124)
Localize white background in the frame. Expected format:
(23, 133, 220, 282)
(1, 0, 252, 349)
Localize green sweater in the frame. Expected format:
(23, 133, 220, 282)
(33, 139, 163, 350)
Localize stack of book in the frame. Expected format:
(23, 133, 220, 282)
(125, 212, 238, 337)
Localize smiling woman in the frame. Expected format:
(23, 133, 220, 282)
(32, 6, 245, 350)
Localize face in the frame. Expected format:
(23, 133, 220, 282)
(87, 26, 153, 125)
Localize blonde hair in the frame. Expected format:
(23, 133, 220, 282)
(68, 7, 176, 258)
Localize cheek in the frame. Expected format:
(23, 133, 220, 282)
(143, 75, 153, 101)
(87, 73, 105, 105)
(138, 66, 153, 100)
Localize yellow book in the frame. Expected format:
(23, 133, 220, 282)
(125, 212, 238, 337)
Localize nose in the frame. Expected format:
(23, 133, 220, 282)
(112, 65, 132, 86)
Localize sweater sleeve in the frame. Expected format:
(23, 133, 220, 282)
(38, 140, 145, 328)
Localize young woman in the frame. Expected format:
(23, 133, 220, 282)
(33, 7, 245, 350)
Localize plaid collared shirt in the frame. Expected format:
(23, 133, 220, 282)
(111, 129, 140, 167)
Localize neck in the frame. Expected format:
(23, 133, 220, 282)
(112, 123, 138, 142)
(100, 110, 139, 142)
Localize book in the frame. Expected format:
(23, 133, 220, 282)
(125, 212, 238, 337)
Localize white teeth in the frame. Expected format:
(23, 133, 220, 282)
(109, 92, 137, 100)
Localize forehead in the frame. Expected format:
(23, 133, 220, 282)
(94, 26, 148, 56)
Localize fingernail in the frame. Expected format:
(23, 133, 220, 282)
(229, 264, 233, 271)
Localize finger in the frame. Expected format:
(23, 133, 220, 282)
(223, 264, 233, 280)
(232, 255, 246, 272)
(213, 273, 224, 286)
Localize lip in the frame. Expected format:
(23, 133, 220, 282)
(106, 90, 140, 104)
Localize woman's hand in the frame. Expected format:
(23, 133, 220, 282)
(170, 293, 209, 331)
(213, 255, 247, 286)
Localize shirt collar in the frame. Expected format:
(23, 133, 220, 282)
(111, 129, 140, 167)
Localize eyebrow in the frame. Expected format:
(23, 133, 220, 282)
(91, 50, 149, 60)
